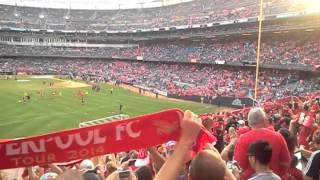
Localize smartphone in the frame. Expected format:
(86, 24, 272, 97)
(118, 170, 131, 179)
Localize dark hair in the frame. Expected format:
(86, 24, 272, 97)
(248, 140, 272, 165)
(135, 166, 153, 180)
(83, 172, 100, 180)
(278, 128, 295, 154)
(290, 156, 298, 167)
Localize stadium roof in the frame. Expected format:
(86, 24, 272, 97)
(0, 0, 192, 10)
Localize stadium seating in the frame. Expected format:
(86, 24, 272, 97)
(0, 0, 309, 30)
(0, 58, 318, 102)
(1, 36, 319, 66)
(0, 1, 320, 179)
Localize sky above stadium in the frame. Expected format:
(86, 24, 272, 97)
(0, 0, 192, 9)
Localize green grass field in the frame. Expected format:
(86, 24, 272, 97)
(0, 76, 221, 138)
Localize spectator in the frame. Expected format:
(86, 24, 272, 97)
(247, 140, 281, 180)
(234, 107, 291, 179)
(135, 166, 153, 180)
(303, 129, 320, 180)
(278, 127, 295, 155)
(288, 156, 303, 180)
(106, 170, 137, 180)
(154, 110, 236, 180)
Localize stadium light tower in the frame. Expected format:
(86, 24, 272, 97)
(254, 0, 264, 101)
(39, 2, 46, 19)
(64, 7, 70, 20)
(14, 2, 19, 17)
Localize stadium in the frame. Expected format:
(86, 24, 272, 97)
(0, 0, 319, 179)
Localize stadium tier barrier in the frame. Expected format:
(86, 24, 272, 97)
(167, 94, 255, 108)
(121, 82, 256, 107)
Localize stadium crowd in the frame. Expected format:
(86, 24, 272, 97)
(0, 35, 319, 66)
(0, 0, 311, 30)
(0, 59, 318, 102)
(1, 0, 320, 179)
(0, 91, 319, 180)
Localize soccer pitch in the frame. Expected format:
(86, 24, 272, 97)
(0, 76, 221, 138)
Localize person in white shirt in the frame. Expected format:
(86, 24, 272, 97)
(248, 140, 281, 180)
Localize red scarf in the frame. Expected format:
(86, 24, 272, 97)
(0, 109, 215, 169)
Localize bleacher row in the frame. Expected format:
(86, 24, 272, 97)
(0, 0, 314, 30)
(0, 58, 318, 102)
(0, 35, 319, 66)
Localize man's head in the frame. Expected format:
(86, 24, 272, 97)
(310, 129, 320, 150)
(135, 166, 153, 180)
(248, 107, 267, 128)
(189, 150, 226, 180)
(106, 170, 137, 180)
(83, 172, 100, 180)
(248, 140, 272, 169)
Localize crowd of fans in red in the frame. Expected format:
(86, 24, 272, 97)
(0, 89, 319, 180)
(0, 36, 319, 66)
(0, 59, 318, 102)
(0, 0, 319, 178)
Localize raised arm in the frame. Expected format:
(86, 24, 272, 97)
(154, 110, 202, 180)
(148, 146, 166, 172)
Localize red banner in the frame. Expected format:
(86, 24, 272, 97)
(0, 109, 186, 169)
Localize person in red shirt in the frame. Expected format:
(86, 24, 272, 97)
(237, 120, 250, 136)
(234, 107, 291, 180)
(298, 104, 312, 149)
(288, 156, 303, 180)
